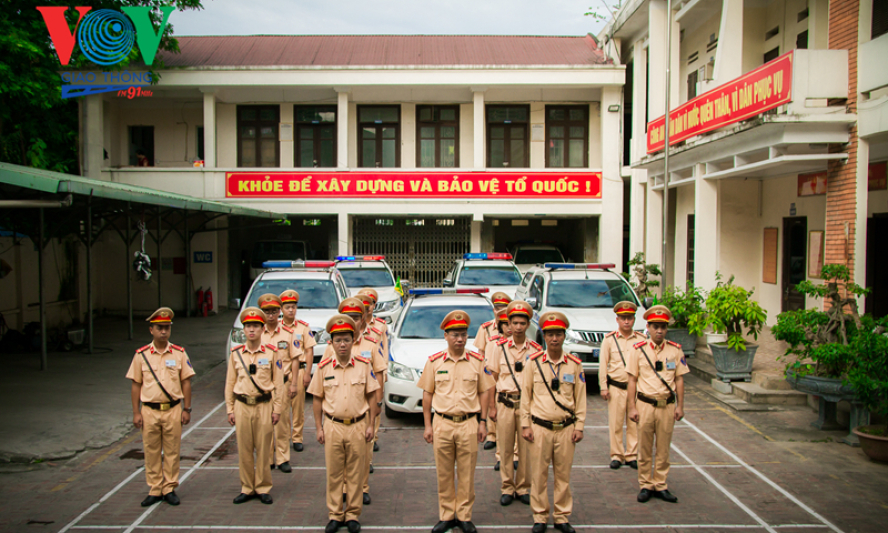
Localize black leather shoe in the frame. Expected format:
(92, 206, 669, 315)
(483, 441, 496, 450)
(163, 491, 180, 505)
(532, 524, 547, 533)
(431, 520, 457, 533)
(233, 493, 252, 504)
(325, 520, 343, 533)
(627, 460, 638, 470)
(518, 493, 530, 505)
(369, 463, 374, 474)
(460, 521, 477, 533)
(278, 462, 292, 473)
(494, 461, 500, 471)
(554, 524, 576, 533)
(363, 492, 371, 505)
(141, 495, 162, 507)
(270, 464, 276, 469)
(637, 489, 652, 503)
(657, 489, 678, 503)
(346, 520, 361, 533)
(293, 442, 304, 452)
(373, 442, 379, 452)
(500, 493, 514, 506)
(259, 493, 273, 504)
(609, 460, 622, 469)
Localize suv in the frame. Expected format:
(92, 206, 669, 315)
(515, 263, 646, 374)
(229, 260, 349, 369)
(443, 253, 522, 300)
(512, 244, 565, 274)
(384, 288, 494, 417)
(334, 255, 404, 325)
(249, 240, 310, 280)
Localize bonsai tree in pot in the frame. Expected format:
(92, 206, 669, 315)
(658, 284, 706, 356)
(623, 252, 661, 302)
(702, 273, 767, 382)
(847, 320, 888, 459)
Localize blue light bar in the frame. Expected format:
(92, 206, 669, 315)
(335, 255, 386, 262)
(263, 260, 336, 268)
(463, 252, 513, 260)
(408, 288, 490, 295)
(543, 263, 616, 270)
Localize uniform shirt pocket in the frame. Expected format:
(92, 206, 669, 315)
(461, 374, 479, 394)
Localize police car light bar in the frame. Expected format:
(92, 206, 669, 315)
(543, 263, 616, 270)
(335, 255, 386, 261)
(463, 253, 513, 260)
(263, 260, 336, 269)
(408, 288, 490, 295)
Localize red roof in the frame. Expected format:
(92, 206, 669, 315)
(160, 35, 608, 68)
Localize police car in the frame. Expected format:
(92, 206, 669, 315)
(229, 260, 349, 370)
(442, 253, 522, 300)
(384, 288, 495, 417)
(334, 255, 404, 324)
(515, 263, 646, 374)
(512, 244, 565, 274)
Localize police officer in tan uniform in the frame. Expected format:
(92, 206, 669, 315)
(521, 312, 586, 533)
(627, 305, 688, 504)
(474, 292, 512, 451)
(279, 289, 316, 452)
(356, 290, 387, 457)
(126, 308, 195, 507)
(598, 301, 644, 470)
(488, 301, 539, 506)
(258, 294, 300, 473)
(419, 310, 496, 533)
(309, 314, 379, 533)
(225, 307, 285, 504)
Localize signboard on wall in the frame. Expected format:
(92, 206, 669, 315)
(869, 162, 887, 191)
(647, 51, 794, 154)
(226, 171, 603, 199)
(798, 171, 827, 197)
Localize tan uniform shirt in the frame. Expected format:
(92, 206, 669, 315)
(307, 355, 380, 419)
(626, 340, 689, 398)
(126, 342, 195, 402)
(418, 349, 496, 416)
(224, 343, 285, 415)
(472, 321, 497, 352)
(370, 317, 389, 363)
(262, 324, 298, 377)
(322, 333, 387, 375)
(521, 351, 587, 431)
(283, 318, 317, 364)
(597, 330, 646, 389)
(488, 338, 540, 394)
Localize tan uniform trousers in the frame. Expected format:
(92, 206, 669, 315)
(637, 400, 676, 491)
(496, 403, 531, 496)
(291, 375, 306, 444)
(608, 385, 638, 462)
(324, 417, 368, 522)
(487, 416, 497, 443)
(273, 379, 294, 465)
(234, 399, 274, 495)
(140, 403, 183, 496)
(433, 416, 479, 522)
(530, 424, 576, 525)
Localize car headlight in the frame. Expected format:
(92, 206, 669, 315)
(317, 330, 332, 344)
(565, 328, 584, 344)
(375, 299, 399, 313)
(230, 328, 246, 344)
(388, 361, 415, 381)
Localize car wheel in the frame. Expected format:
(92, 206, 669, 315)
(384, 404, 403, 419)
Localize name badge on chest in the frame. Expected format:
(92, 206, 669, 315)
(165, 359, 176, 368)
(361, 350, 371, 358)
(666, 361, 676, 370)
(563, 373, 575, 384)
(277, 341, 288, 350)
(258, 358, 270, 367)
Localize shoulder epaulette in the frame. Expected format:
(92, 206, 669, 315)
(528, 340, 542, 350)
(468, 350, 484, 361)
(138, 344, 152, 353)
(606, 331, 617, 337)
(529, 350, 545, 360)
(495, 337, 509, 346)
(297, 319, 310, 327)
(231, 344, 244, 352)
(481, 320, 493, 328)
(429, 351, 446, 361)
(281, 325, 294, 333)
(375, 317, 385, 324)
(370, 326, 382, 335)
(667, 340, 682, 348)
(354, 355, 370, 364)
(633, 340, 647, 349)
(265, 343, 278, 352)
(489, 334, 501, 341)
(318, 357, 333, 368)
(365, 335, 378, 343)
(566, 353, 582, 365)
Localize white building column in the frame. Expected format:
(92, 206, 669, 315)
(337, 212, 352, 256)
(629, 41, 649, 258)
(471, 216, 482, 253)
(202, 91, 216, 168)
(280, 104, 294, 167)
(82, 94, 104, 180)
(646, 183, 663, 268)
(336, 89, 350, 169)
(472, 89, 486, 169)
(600, 86, 624, 263)
(711, 0, 744, 87)
(694, 169, 719, 291)
(856, 138, 869, 309)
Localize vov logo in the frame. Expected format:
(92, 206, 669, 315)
(37, 6, 174, 66)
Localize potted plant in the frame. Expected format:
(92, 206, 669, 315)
(847, 321, 888, 460)
(701, 274, 767, 382)
(658, 284, 706, 357)
(623, 252, 661, 303)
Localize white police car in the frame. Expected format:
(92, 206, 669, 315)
(443, 253, 522, 300)
(384, 288, 494, 417)
(334, 255, 404, 325)
(515, 263, 646, 373)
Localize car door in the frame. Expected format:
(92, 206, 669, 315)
(527, 274, 545, 340)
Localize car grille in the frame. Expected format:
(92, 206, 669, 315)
(575, 331, 606, 344)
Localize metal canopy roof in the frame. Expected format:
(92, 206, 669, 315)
(0, 163, 286, 220)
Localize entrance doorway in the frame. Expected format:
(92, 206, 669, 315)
(782, 217, 807, 312)
(866, 215, 888, 318)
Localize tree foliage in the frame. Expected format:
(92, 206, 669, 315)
(700, 273, 768, 352)
(622, 251, 660, 300)
(658, 284, 707, 335)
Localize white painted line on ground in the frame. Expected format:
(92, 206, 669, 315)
(185, 463, 744, 471)
(192, 427, 234, 430)
(58, 401, 227, 533)
(682, 418, 845, 533)
(70, 524, 829, 531)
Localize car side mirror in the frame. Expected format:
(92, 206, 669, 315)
(643, 297, 654, 309)
(443, 278, 453, 287)
(526, 296, 538, 309)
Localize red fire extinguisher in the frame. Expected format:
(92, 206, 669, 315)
(196, 287, 205, 317)
(205, 287, 214, 316)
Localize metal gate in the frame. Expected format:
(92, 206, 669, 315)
(352, 216, 471, 288)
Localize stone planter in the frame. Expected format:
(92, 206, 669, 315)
(665, 328, 697, 357)
(709, 342, 758, 382)
(853, 426, 888, 462)
(785, 371, 867, 446)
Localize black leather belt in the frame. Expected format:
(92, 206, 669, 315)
(235, 393, 272, 405)
(607, 376, 628, 390)
(143, 399, 180, 411)
(436, 412, 480, 423)
(299, 362, 307, 369)
(497, 392, 521, 408)
(637, 393, 675, 407)
(324, 412, 367, 425)
(531, 415, 576, 430)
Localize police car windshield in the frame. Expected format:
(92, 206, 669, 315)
(514, 249, 564, 264)
(338, 268, 394, 288)
(546, 279, 639, 308)
(458, 266, 521, 286)
(399, 305, 494, 339)
(246, 279, 338, 309)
